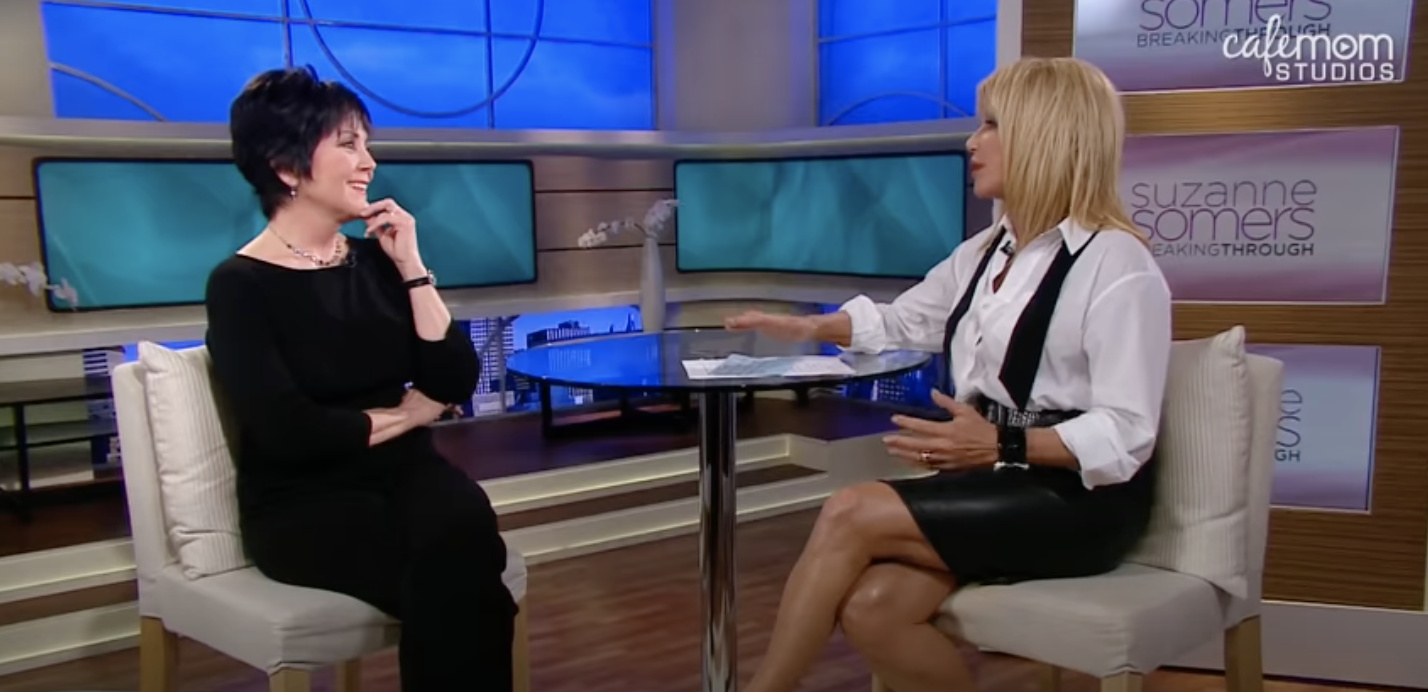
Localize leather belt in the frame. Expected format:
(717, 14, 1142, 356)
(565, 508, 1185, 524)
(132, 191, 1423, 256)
(977, 397, 1081, 429)
(976, 398, 1082, 471)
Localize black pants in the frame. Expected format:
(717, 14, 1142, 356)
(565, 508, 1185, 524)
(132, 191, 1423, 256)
(240, 453, 516, 691)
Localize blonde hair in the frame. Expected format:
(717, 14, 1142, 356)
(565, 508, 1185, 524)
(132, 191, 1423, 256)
(976, 57, 1143, 246)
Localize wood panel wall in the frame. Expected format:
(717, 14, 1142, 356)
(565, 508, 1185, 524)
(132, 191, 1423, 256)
(1024, 2, 1428, 610)
(0, 147, 42, 320)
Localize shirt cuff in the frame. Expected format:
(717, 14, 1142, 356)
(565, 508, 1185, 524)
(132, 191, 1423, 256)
(1051, 412, 1142, 489)
(838, 295, 887, 353)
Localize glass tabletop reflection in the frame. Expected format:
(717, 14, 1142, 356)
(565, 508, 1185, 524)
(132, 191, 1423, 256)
(503, 328, 932, 393)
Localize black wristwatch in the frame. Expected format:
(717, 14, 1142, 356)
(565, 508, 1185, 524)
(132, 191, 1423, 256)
(402, 270, 436, 290)
(997, 424, 1028, 469)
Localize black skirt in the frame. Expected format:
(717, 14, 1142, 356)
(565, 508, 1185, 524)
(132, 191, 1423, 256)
(884, 457, 1156, 586)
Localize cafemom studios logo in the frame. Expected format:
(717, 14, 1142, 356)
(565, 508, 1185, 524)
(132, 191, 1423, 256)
(1222, 13, 1397, 83)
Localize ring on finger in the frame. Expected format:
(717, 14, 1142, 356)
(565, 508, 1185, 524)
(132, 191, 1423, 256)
(919, 449, 932, 463)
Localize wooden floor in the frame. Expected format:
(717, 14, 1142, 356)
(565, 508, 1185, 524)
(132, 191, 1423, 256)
(0, 397, 898, 559)
(0, 509, 1390, 692)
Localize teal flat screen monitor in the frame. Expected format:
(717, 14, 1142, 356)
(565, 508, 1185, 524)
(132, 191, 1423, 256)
(33, 158, 537, 312)
(674, 152, 967, 279)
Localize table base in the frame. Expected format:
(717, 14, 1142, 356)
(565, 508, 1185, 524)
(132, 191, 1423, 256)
(699, 391, 738, 692)
(538, 387, 696, 439)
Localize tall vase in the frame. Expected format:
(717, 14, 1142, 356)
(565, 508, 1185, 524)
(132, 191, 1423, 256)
(639, 234, 666, 333)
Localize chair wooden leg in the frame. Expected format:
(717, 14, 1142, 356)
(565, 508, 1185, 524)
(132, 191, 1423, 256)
(138, 616, 178, 692)
(513, 596, 531, 692)
(269, 669, 312, 692)
(1100, 672, 1143, 692)
(335, 659, 362, 692)
(1225, 616, 1264, 692)
(1039, 662, 1062, 692)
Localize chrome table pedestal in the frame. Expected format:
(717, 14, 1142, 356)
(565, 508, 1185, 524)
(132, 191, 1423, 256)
(698, 391, 738, 692)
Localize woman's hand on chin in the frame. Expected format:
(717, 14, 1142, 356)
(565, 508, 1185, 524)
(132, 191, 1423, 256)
(361, 198, 424, 270)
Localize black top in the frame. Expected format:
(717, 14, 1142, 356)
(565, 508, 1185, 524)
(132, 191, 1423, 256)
(204, 237, 479, 511)
(504, 330, 931, 393)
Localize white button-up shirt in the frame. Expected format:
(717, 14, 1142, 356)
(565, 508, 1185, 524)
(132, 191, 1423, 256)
(840, 218, 1172, 489)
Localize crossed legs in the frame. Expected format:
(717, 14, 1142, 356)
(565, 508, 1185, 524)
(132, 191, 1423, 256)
(744, 481, 973, 692)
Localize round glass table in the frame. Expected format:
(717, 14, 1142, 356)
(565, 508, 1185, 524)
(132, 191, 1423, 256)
(505, 329, 930, 692)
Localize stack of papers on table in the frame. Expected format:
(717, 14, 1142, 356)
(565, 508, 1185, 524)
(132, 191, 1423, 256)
(681, 354, 857, 380)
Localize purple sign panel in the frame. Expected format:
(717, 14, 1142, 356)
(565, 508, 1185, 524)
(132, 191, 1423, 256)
(1121, 127, 1397, 303)
(1248, 344, 1379, 512)
(1074, 0, 1414, 92)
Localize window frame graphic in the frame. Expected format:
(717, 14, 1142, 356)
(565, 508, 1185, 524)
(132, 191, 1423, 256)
(39, 0, 658, 129)
(816, 2, 996, 126)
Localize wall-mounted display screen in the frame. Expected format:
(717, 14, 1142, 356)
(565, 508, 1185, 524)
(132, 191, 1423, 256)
(33, 158, 537, 311)
(674, 152, 967, 279)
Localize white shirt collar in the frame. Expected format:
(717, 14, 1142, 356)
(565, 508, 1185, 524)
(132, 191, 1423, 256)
(995, 216, 1095, 254)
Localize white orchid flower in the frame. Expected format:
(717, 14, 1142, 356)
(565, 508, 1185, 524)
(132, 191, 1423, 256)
(642, 199, 678, 234)
(580, 198, 679, 247)
(0, 262, 23, 287)
(20, 264, 47, 296)
(1, 261, 48, 296)
(51, 278, 79, 308)
(0, 261, 80, 307)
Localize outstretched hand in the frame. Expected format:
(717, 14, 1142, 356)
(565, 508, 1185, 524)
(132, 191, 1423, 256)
(883, 390, 998, 470)
(723, 310, 817, 342)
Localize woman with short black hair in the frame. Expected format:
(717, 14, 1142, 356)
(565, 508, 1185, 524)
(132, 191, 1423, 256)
(205, 67, 516, 691)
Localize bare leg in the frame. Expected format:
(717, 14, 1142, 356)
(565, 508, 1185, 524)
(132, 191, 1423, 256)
(744, 482, 947, 692)
(840, 563, 970, 692)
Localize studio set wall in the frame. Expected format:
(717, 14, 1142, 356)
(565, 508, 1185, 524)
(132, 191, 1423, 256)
(0, 0, 1007, 679)
(1045, 0, 1428, 686)
(3, 0, 1427, 687)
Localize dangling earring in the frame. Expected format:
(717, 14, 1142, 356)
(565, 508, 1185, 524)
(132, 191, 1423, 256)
(289, 186, 298, 199)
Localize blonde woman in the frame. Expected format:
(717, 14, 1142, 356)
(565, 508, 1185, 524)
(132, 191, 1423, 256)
(724, 57, 1172, 692)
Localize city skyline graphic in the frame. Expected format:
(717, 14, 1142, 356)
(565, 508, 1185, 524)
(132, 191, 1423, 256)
(467, 305, 642, 414)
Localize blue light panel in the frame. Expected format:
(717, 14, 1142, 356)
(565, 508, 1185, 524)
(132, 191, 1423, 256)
(817, 0, 996, 126)
(39, 0, 654, 129)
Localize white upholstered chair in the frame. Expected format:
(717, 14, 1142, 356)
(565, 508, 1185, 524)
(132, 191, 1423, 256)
(873, 326, 1281, 692)
(113, 344, 530, 692)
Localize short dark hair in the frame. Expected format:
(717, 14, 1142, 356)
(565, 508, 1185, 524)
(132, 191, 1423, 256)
(229, 67, 372, 218)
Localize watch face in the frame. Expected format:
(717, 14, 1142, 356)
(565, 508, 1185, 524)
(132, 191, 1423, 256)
(428, 271, 437, 287)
